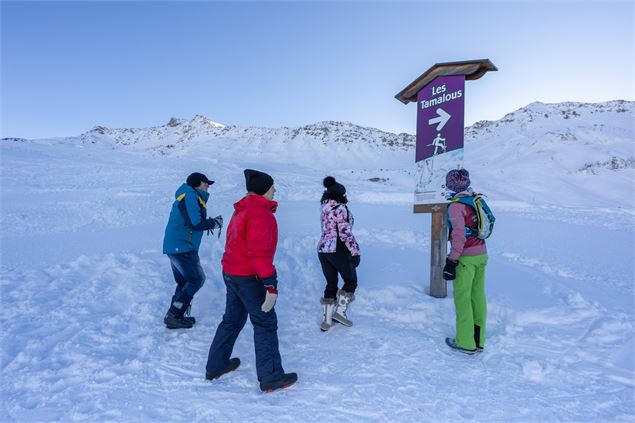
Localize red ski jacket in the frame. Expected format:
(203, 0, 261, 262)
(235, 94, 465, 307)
(221, 194, 278, 279)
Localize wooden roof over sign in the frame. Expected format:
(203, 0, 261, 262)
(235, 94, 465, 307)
(395, 59, 498, 104)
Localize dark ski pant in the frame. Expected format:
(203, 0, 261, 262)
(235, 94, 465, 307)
(206, 273, 285, 383)
(167, 251, 205, 304)
(318, 241, 358, 299)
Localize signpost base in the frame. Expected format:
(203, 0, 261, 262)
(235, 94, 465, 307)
(430, 209, 448, 298)
(414, 204, 448, 298)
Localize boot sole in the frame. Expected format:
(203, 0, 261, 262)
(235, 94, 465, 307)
(206, 359, 241, 380)
(445, 337, 477, 355)
(261, 380, 297, 393)
(332, 315, 352, 327)
(165, 324, 194, 329)
(164, 314, 194, 329)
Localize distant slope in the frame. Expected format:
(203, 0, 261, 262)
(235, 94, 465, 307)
(2, 100, 633, 207)
(462, 100, 634, 207)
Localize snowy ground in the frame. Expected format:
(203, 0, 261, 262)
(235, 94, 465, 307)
(1, 139, 634, 422)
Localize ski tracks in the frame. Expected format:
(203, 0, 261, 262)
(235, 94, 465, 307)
(1, 206, 633, 421)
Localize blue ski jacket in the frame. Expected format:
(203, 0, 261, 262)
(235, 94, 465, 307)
(163, 183, 215, 254)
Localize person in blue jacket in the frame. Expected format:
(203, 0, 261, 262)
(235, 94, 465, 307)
(162, 172, 223, 329)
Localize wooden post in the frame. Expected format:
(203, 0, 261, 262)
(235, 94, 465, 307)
(429, 208, 448, 298)
(414, 203, 449, 298)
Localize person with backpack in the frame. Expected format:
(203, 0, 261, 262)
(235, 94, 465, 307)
(317, 176, 360, 331)
(205, 169, 297, 393)
(162, 172, 223, 329)
(442, 168, 493, 354)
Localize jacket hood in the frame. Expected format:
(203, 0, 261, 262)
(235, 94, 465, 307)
(234, 193, 278, 213)
(175, 183, 210, 202)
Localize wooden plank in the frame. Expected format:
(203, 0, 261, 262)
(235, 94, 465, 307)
(395, 59, 498, 104)
(413, 203, 447, 214)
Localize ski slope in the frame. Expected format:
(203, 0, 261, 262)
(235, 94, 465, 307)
(1, 102, 634, 422)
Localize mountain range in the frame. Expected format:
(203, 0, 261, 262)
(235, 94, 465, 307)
(2, 100, 633, 207)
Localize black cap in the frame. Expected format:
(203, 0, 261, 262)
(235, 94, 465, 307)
(244, 169, 274, 195)
(323, 176, 346, 196)
(186, 172, 214, 188)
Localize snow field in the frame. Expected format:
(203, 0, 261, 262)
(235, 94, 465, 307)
(1, 113, 634, 422)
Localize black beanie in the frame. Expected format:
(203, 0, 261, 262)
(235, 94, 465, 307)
(244, 169, 274, 195)
(186, 172, 214, 188)
(323, 176, 346, 196)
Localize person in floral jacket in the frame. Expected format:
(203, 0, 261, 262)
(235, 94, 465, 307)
(317, 176, 360, 331)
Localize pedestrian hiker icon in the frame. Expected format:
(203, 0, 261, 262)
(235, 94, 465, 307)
(428, 133, 447, 155)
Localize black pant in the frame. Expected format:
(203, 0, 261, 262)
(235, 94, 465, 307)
(318, 240, 358, 299)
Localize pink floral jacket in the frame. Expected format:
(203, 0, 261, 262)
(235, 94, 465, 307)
(317, 200, 360, 256)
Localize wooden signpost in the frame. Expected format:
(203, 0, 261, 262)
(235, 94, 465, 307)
(395, 59, 497, 298)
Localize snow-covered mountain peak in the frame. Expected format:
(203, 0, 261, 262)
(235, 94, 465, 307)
(189, 114, 225, 128)
(72, 115, 415, 153)
(459, 100, 634, 206)
(1, 100, 633, 208)
(497, 99, 631, 125)
(465, 100, 633, 142)
(284, 120, 414, 147)
(299, 120, 360, 130)
(166, 117, 186, 127)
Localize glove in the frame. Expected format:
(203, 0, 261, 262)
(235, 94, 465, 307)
(351, 255, 361, 268)
(260, 275, 278, 313)
(212, 215, 223, 230)
(443, 258, 458, 280)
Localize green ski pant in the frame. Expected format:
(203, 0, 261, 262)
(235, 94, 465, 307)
(452, 253, 488, 350)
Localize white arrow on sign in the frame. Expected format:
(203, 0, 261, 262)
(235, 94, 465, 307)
(428, 108, 451, 131)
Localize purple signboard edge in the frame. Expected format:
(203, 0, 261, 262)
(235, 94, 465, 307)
(415, 75, 466, 163)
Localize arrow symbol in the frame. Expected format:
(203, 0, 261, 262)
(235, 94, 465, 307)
(428, 108, 451, 131)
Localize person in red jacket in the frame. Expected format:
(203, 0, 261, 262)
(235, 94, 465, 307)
(205, 169, 297, 393)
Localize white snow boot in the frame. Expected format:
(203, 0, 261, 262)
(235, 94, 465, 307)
(332, 289, 355, 327)
(320, 297, 336, 331)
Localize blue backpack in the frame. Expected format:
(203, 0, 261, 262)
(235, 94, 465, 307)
(448, 193, 495, 240)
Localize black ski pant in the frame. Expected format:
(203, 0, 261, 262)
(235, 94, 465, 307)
(318, 242, 358, 299)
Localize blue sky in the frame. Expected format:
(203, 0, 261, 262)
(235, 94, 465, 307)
(1, 1, 633, 139)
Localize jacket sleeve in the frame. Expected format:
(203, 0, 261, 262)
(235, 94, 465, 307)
(335, 206, 360, 256)
(183, 192, 214, 231)
(448, 203, 467, 261)
(245, 209, 277, 279)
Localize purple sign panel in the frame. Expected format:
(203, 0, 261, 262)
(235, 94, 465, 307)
(416, 75, 465, 162)
(414, 75, 465, 204)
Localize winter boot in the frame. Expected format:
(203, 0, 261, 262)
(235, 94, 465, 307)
(206, 358, 241, 380)
(260, 373, 298, 393)
(164, 293, 194, 329)
(332, 289, 355, 327)
(320, 297, 336, 332)
(445, 337, 477, 355)
(171, 291, 196, 325)
(474, 325, 483, 352)
(183, 304, 196, 325)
